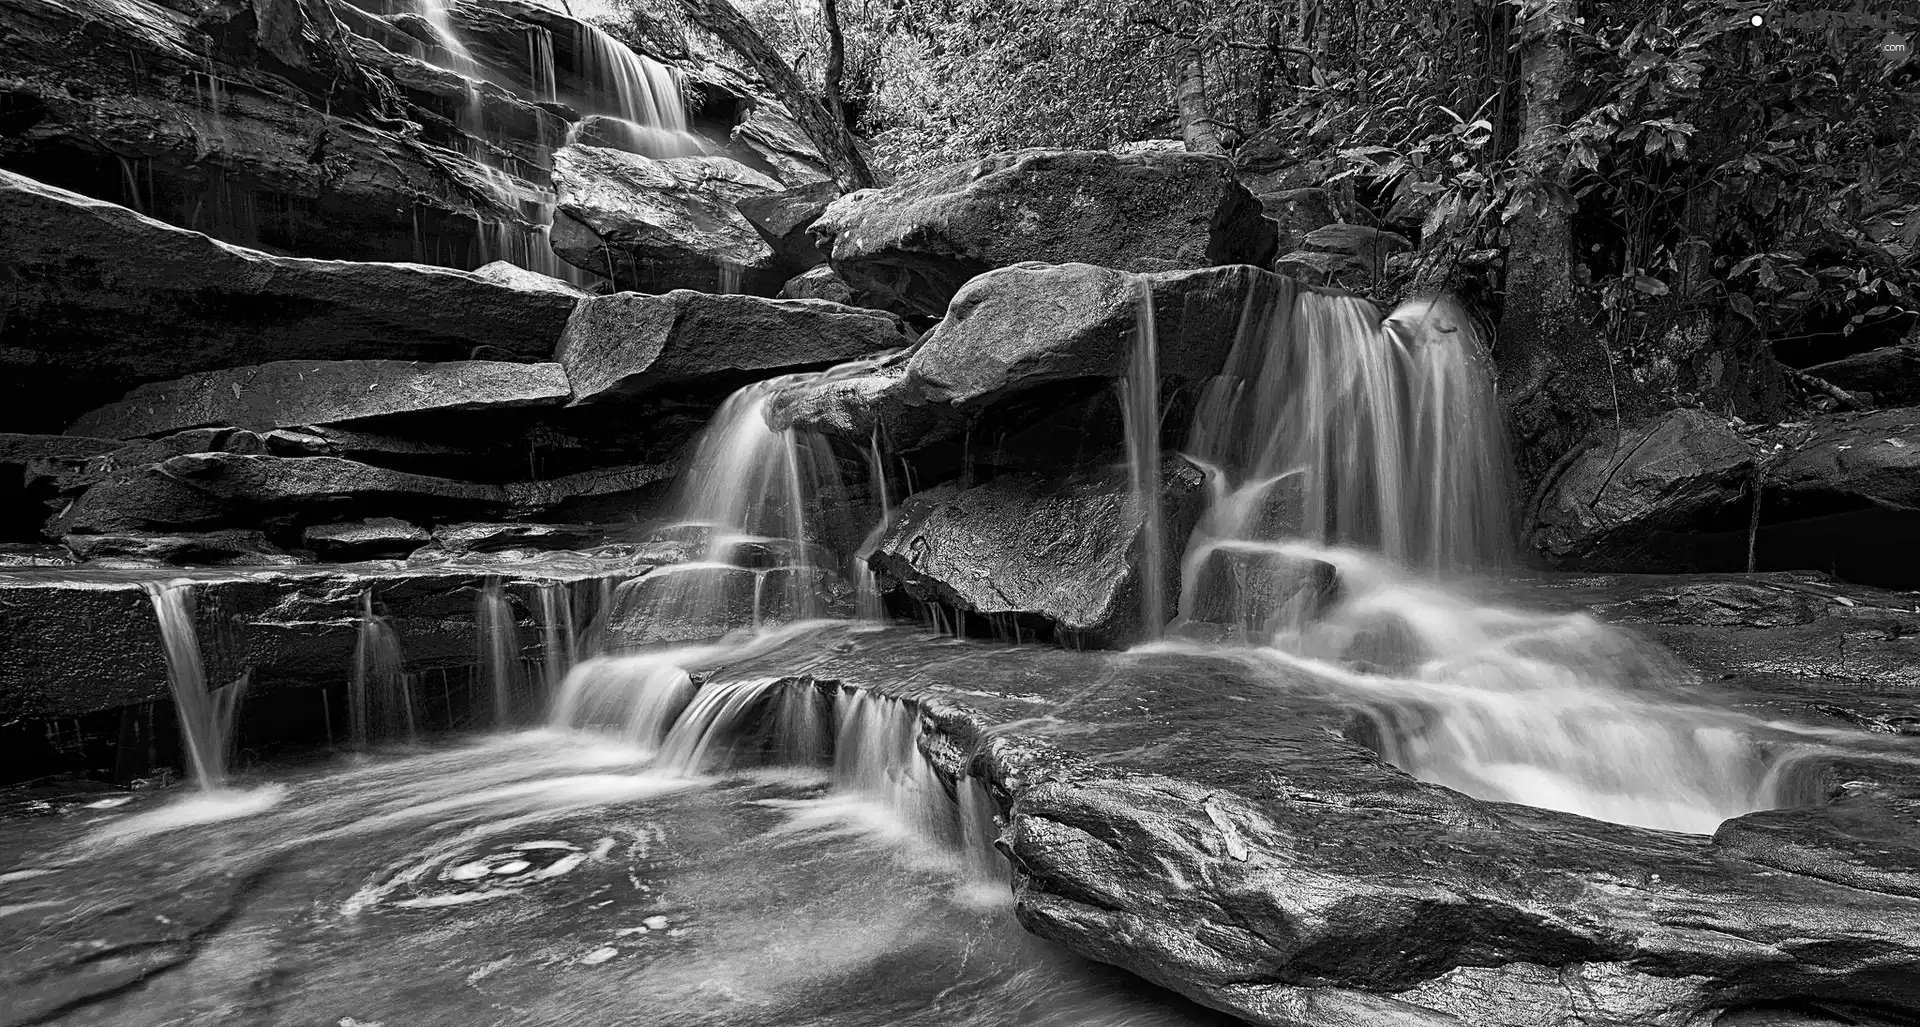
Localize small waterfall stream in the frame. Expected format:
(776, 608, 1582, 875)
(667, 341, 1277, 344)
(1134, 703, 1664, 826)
(144, 581, 249, 790)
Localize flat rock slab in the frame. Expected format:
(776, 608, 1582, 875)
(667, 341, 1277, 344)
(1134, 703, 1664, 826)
(68, 360, 574, 439)
(53, 452, 507, 535)
(813, 148, 1278, 317)
(557, 290, 908, 403)
(713, 575, 1920, 1027)
(0, 557, 649, 720)
(0, 172, 585, 432)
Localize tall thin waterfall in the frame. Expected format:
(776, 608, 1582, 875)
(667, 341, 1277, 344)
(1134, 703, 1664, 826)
(351, 590, 414, 745)
(477, 579, 520, 726)
(1122, 277, 1167, 639)
(144, 582, 248, 789)
(853, 429, 895, 621)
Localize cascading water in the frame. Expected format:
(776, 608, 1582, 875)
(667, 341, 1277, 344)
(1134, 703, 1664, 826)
(1123, 276, 1167, 640)
(477, 578, 521, 726)
(351, 590, 416, 745)
(853, 429, 896, 621)
(399, 0, 700, 284)
(1137, 287, 1783, 833)
(144, 581, 249, 790)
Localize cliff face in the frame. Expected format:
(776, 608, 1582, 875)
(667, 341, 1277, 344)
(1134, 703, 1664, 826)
(0, 0, 829, 270)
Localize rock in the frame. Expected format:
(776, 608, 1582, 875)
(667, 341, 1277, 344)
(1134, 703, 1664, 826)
(30, 429, 271, 497)
(703, 606, 1920, 1027)
(0, 434, 120, 539)
(62, 530, 302, 567)
(52, 453, 506, 537)
(0, 0, 564, 270)
(412, 521, 614, 562)
(556, 291, 908, 403)
(0, 559, 646, 720)
(604, 563, 849, 645)
(1769, 408, 1920, 511)
(1256, 187, 1340, 252)
(67, 361, 574, 439)
(0, 544, 74, 567)
(1529, 409, 1756, 571)
(869, 460, 1206, 647)
(504, 462, 678, 520)
(812, 148, 1279, 317)
(728, 100, 835, 186)
(0, 171, 583, 432)
(302, 518, 431, 559)
(766, 262, 1292, 449)
(1804, 344, 1920, 406)
(779, 265, 856, 304)
(550, 146, 787, 294)
(738, 181, 838, 273)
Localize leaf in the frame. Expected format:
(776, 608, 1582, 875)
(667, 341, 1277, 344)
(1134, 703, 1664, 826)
(1727, 292, 1761, 325)
(1632, 275, 1670, 296)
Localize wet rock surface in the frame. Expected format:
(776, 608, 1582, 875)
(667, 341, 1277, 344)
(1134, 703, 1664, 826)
(0, 555, 649, 721)
(870, 460, 1207, 646)
(52, 452, 509, 537)
(0, 172, 582, 432)
(714, 574, 1920, 1027)
(68, 360, 574, 439)
(551, 146, 787, 294)
(1530, 407, 1920, 586)
(1530, 408, 1756, 571)
(767, 262, 1294, 449)
(557, 291, 908, 404)
(1804, 343, 1920, 406)
(813, 148, 1279, 317)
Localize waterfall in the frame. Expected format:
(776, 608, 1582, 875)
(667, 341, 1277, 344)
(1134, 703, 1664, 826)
(144, 582, 249, 789)
(399, 0, 698, 284)
(1122, 276, 1166, 639)
(1126, 286, 1779, 833)
(477, 579, 521, 727)
(609, 356, 897, 644)
(853, 429, 895, 621)
(351, 590, 415, 745)
(552, 644, 1003, 874)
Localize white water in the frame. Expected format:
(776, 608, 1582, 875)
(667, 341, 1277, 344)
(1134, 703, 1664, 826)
(351, 589, 415, 745)
(400, 0, 700, 283)
(1125, 287, 1781, 832)
(144, 581, 249, 790)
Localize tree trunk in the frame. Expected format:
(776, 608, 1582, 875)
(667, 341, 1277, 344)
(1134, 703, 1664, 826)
(1496, 0, 1640, 513)
(821, 0, 850, 130)
(1175, 38, 1225, 154)
(678, 0, 875, 191)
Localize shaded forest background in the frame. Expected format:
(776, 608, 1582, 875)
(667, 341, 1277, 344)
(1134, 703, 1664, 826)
(616, 0, 1920, 487)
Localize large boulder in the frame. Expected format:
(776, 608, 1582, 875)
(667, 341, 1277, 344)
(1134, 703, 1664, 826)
(869, 460, 1206, 647)
(738, 180, 839, 274)
(549, 146, 787, 294)
(556, 290, 909, 403)
(67, 360, 574, 439)
(1532, 407, 1920, 586)
(0, 172, 584, 432)
(767, 262, 1293, 449)
(1529, 408, 1756, 571)
(812, 148, 1279, 317)
(1804, 343, 1920, 406)
(52, 452, 506, 536)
